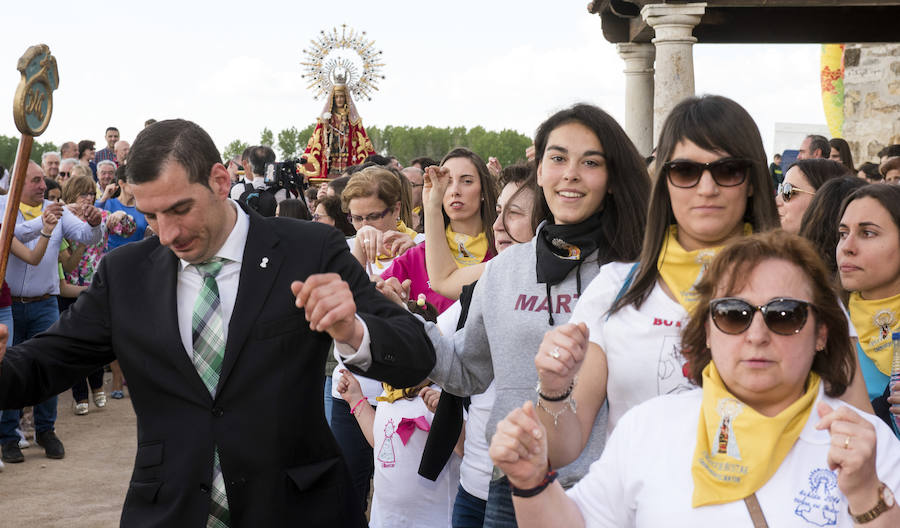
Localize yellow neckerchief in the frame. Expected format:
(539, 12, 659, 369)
(445, 225, 488, 268)
(19, 202, 43, 221)
(412, 206, 421, 216)
(849, 290, 900, 375)
(657, 224, 753, 312)
(396, 219, 418, 240)
(691, 362, 820, 507)
(376, 381, 428, 403)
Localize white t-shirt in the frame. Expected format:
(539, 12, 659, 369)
(369, 388, 461, 528)
(570, 262, 696, 433)
(568, 387, 900, 527)
(437, 301, 494, 501)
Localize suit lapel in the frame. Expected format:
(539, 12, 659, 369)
(216, 213, 282, 394)
(148, 244, 214, 403)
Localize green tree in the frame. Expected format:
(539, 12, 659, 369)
(260, 127, 274, 147)
(277, 127, 299, 159)
(297, 123, 316, 155)
(223, 139, 249, 163)
(0, 134, 59, 172)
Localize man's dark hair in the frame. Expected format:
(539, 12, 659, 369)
(248, 146, 276, 176)
(409, 156, 438, 169)
(328, 175, 351, 197)
(363, 154, 391, 166)
(344, 164, 367, 176)
(806, 134, 829, 158)
(106, 126, 119, 134)
(858, 161, 882, 181)
(77, 140, 95, 159)
(144, 119, 157, 128)
(241, 145, 255, 163)
(877, 144, 900, 159)
(115, 164, 128, 183)
(127, 119, 222, 189)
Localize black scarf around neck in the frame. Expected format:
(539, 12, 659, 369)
(535, 212, 605, 325)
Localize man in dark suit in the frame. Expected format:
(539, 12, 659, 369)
(0, 119, 435, 527)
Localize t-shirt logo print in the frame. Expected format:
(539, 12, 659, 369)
(793, 468, 840, 526)
(377, 419, 397, 468)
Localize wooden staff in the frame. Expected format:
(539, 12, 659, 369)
(0, 44, 58, 284)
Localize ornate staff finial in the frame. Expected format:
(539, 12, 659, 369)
(13, 44, 59, 137)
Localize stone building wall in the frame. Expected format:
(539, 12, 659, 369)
(843, 43, 900, 165)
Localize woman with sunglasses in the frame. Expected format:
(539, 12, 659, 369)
(491, 231, 900, 527)
(426, 104, 649, 527)
(776, 158, 852, 234)
(838, 184, 900, 435)
(533, 96, 778, 471)
(381, 148, 498, 314)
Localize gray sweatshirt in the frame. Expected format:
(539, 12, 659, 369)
(427, 237, 609, 488)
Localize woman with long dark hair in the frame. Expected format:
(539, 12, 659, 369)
(427, 103, 649, 526)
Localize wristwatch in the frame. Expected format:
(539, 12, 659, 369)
(849, 483, 895, 523)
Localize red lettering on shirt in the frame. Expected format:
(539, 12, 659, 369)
(514, 295, 538, 312)
(556, 294, 572, 314)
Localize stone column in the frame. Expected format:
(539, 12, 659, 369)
(617, 43, 656, 157)
(641, 2, 706, 143)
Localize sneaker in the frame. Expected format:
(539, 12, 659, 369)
(1, 441, 24, 463)
(36, 431, 65, 459)
(93, 392, 107, 408)
(74, 402, 89, 415)
(110, 390, 124, 399)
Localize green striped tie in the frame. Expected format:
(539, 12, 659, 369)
(191, 259, 230, 528)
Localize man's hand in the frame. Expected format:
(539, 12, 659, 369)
(83, 205, 103, 227)
(291, 273, 364, 348)
(100, 183, 118, 202)
(375, 276, 411, 306)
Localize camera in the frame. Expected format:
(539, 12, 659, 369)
(264, 156, 309, 195)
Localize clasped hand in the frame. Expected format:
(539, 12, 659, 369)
(291, 273, 363, 348)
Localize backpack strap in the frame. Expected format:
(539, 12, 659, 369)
(606, 262, 639, 321)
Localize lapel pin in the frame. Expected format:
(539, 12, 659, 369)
(260, 257, 269, 269)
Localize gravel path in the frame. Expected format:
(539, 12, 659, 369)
(0, 374, 135, 527)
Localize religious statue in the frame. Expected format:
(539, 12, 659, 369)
(300, 25, 384, 181)
(302, 74, 375, 180)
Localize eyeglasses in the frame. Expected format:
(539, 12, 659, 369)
(58, 171, 71, 178)
(663, 158, 753, 188)
(776, 182, 815, 202)
(410, 183, 424, 188)
(312, 213, 328, 222)
(709, 297, 812, 336)
(347, 206, 393, 224)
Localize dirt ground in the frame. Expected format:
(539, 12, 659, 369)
(0, 373, 135, 527)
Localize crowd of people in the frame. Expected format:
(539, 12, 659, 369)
(0, 98, 900, 527)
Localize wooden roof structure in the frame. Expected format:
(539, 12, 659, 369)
(588, 1, 900, 44)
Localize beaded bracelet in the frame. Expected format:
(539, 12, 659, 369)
(350, 397, 367, 415)
(510, 469, 558, 498)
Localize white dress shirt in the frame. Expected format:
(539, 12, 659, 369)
(0, 196, 103, 297)
(176, 201, 247, 360)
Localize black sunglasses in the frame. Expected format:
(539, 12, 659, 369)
(709, 297, 811, 336)
(663, 158, 753, 188)
(776, 182, 814, 202)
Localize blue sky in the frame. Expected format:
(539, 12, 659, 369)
(1, 1, 824, 159)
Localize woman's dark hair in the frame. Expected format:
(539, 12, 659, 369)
(857, 161, 882, 182)
(319, 195, 356, 237)
(838, 184, 900, 250)
(798, 177, 867, 286)
(611, 95, 779, 315)
(498, 163, 533, 187)
(277, 198, 311, 220)
(328, 175, 351, 196)
(532, 103, 649, 263)
(43, 178, 60, 199)
(439, 148, 499, 253)
(828, 138, 855, 172)
(388, 166, 414, 228)
(786, 158, 852, 191)
(77, 140, 95, 160)
(681, 230, 854, 397)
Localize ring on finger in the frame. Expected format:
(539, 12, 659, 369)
(551, 346, 561, 360)
(843, 435, 851, 450)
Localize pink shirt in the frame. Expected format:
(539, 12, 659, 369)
(381, 242, 493, 315)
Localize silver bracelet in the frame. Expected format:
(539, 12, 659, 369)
(536, 394, 577, 427)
